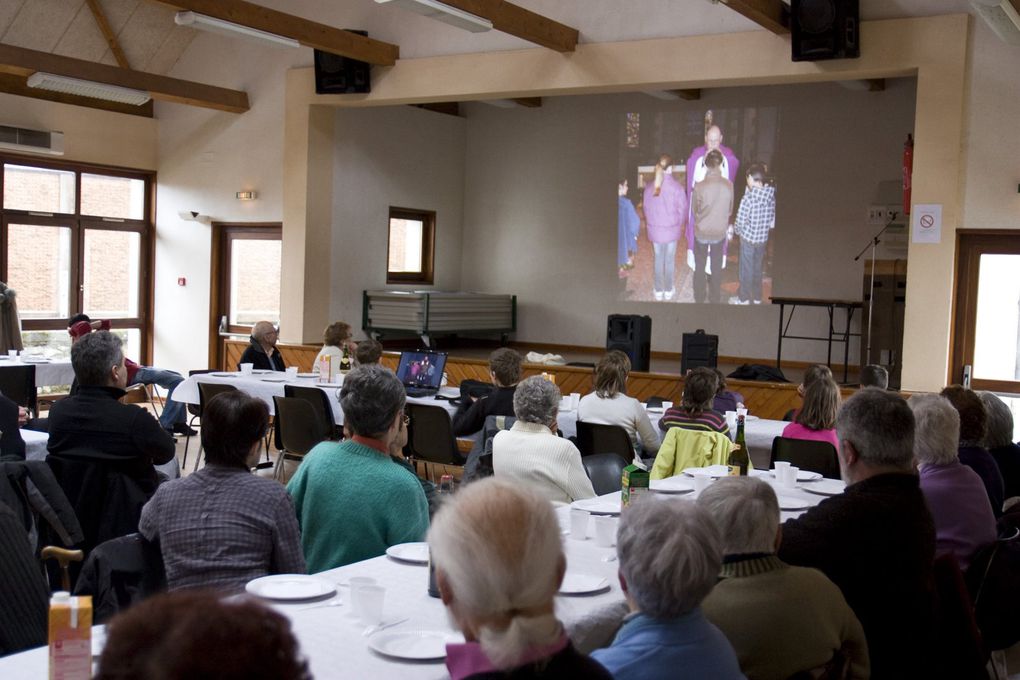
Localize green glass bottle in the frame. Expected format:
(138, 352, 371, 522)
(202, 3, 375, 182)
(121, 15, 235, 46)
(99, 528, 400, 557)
(727, 413, 749, 476)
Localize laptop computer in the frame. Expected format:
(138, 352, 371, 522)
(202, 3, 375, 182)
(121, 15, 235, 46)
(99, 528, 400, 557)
(395, 350, 448, 398)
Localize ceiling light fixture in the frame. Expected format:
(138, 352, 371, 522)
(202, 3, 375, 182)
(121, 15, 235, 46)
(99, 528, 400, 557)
(175, 11, 301, 49)
(374, 0, 493, 33)
(236, 191, 258, 200)
(26, 72, 151, 106)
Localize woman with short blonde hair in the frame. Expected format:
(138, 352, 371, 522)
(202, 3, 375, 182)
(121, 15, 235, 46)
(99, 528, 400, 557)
(578, 351, 660, 458)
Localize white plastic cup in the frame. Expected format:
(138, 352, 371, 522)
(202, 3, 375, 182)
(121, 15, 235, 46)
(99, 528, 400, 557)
(7, 349, 16, 359)
(693, 475, 711, 495)
(736, 406, 748, 420)
(347, 577, 376, 618)
(570, 393, 581, 410)
(662, 401, 674, 411)
(354, 584, 385, 626)
(569, 509, 590, 541)
(783, 466, 800, 489)
(594, 515, 616, 548)
(724, 411, 737, 432)
(774, 461, 791, 480)
(286, 366, 298, 379)
(239, 363, 253, 376)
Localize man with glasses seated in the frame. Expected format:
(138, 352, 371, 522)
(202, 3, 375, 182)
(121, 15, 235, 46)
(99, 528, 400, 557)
(67, 314, 195, 437)
(287, 365, 428, 572)
(238, 320, 285, 372)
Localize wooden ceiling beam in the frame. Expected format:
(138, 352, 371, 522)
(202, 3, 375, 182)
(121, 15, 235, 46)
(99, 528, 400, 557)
(0, 42, 249, 113)
(438, 1, 578, 52)
(0, 72, 153, 117)
(147, 0, 399, 65)
(718, 0, 789, 35)
(85, 0, 131, 69)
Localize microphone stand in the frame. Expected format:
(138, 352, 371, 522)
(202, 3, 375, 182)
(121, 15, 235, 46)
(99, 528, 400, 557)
(853, 214, 898, 367)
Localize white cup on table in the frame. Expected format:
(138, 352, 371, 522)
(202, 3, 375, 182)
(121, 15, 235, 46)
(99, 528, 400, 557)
(661, 401, 673, 411)
(724, 411, 737, 432)
(7, 349, 17, 359)
(354, 584, 385, 626)
(570, 392, 581, 410)
(347, 577, 376, 618)
(239, 363, 253, 376)
(594, 515, 616, 547)
(782, 466, 800, 489)
(569, 509, 590, 541)
(286, 366, 298, 379)
(693, 475, 712, 495)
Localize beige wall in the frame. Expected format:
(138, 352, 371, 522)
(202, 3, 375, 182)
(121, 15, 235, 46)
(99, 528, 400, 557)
(282, 15, 968, 391)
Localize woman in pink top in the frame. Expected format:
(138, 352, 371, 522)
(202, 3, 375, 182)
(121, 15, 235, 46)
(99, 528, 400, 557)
(782, 378, 840, 451)
(642, 154, 688, 301)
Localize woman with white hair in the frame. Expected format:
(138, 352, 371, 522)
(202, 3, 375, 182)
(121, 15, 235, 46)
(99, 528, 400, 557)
(590, 499, 743, 680)
(428, 478, 612, 680)
(909, 393, 996, 570)
(980, 391, 1020, 501)
(492, 376, 595, 505)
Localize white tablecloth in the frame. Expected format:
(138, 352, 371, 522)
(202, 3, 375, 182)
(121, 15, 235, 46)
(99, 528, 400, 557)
(21, 428, 180, 480)
(171, 372, 461, 424)
(0, 357, 74, 387)
(0, 472, 841, 678)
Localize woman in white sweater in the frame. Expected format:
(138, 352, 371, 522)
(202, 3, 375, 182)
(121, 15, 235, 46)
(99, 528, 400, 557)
(492, 376, 596, 505)
(578, 350, 660, 458)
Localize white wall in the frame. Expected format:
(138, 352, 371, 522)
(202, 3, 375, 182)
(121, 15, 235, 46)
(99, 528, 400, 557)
(330, 106, 466, 330)
(459, 82, 916, 361)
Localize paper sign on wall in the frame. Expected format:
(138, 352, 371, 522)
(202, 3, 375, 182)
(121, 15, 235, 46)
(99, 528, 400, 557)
(912, 204, 942, 244)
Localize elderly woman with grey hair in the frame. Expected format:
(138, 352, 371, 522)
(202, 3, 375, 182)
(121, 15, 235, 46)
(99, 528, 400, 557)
(286, 365, 428, 572)
(909, 393, 996, 571)
(429, 479, 612, 680)
(238, 320, 284, 371)
(698, 477, 869, 679)
(590, 499, 743, 680)
(980, 391, 1020, 501)
(491, 376, 595, 505)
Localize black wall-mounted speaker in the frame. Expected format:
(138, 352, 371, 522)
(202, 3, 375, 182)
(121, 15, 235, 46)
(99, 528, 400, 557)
(681, 329, 718, 374)
(606, 314, 652, 373)
(314, 31, 371, 94)
(791, 0, 860, 62)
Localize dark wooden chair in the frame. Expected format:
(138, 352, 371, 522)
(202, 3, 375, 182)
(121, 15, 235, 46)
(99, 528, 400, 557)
(769, 437, 840, 479)
(406, 403, 465, 480)
(575, 421, 633, 460)
(582, 453, 628, 496)
(272, 396, 329, 482)
(0, 364, 36, 414)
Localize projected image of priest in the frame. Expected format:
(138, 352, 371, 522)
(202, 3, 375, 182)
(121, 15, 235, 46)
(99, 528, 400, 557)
(692, 150, 734, 304)
(686, 121, 740, 273)
(642, 154, 688, 301)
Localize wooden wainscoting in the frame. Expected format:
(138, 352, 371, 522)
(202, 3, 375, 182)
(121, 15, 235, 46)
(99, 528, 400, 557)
(220, 339, 842, 421)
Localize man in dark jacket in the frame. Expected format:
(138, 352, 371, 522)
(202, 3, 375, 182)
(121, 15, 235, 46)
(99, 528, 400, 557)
(238, 321, 285, 372)
(452, 348, 522, 437)
(47, 331, 175, 487)
(778, 388, 936, 679)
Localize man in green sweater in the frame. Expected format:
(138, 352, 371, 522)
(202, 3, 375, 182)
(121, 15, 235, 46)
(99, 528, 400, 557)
(287, 365, 429, 572)
(698, 477, 869, 680)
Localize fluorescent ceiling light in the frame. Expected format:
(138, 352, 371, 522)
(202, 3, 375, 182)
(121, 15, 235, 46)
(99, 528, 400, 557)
(26, 73, 150, 106)
(175, 11, 301, 49)
(374, 0, 493, 33)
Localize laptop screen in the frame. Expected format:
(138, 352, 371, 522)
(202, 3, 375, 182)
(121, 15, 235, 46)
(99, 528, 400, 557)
(395, 351, 447, 390)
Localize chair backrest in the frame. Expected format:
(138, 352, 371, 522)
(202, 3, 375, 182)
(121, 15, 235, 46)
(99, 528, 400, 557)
(575, 421, 633, 459)
(406, 403, 464, 466)
(651, 428, 733, 480)
(186, 370, 215, 418)
(197, 381, 238, 417)
(74, 532, 166, 624)
(582, 453, 628, 496)
(284, 384, 336, 436)
(769, 437, 840, 479)
(966, 515, 1020, 650)
(0, 364, 36, 412)
(0, 500, 48, 655)
(932, 553, 989, 677)
(273, 396, 327, 457)
(0, 460, 83, 554)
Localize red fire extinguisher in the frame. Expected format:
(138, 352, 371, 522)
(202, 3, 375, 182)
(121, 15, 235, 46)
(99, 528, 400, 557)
(903, 134, 914, 215)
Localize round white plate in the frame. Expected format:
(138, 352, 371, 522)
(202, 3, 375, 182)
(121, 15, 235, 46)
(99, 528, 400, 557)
(650, 477, 695, 494)
(245, 574, 336, 601)
(261, 377, 287, 383)
(296, 372, 317, 378)
(367, 630, 462, 661)
(252, 369, 273, 374)
(317, 382, 342, 388)
(777, 496, 811, 511)
(20, 357, 50, 363)
(801, 478, 846, 497)
(559, 573, 610, 595)
(386, 542, 429, 565)
(211, 372, 235, 378)
(570, 497, 621, 516)
(683, 465, 731, 478)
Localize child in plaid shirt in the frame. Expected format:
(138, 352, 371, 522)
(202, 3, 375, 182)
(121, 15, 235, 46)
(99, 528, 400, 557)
(732, 163, 776, 304)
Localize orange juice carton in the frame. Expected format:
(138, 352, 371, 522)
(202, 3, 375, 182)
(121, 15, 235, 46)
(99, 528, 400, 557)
(621, 462, 650, 508)
(48, 592, 92, 680)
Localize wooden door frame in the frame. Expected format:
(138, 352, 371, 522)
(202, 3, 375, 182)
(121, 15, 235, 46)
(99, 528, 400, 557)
(208, 222, 282, 369)
(950, 229, 1020, 392)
